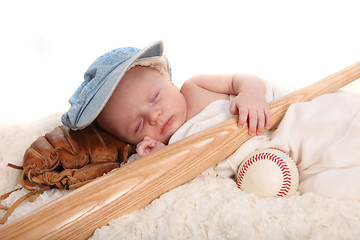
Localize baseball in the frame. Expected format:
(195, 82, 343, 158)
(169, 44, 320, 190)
(236, 148, 299, 198)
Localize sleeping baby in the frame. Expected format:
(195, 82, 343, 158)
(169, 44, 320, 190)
(62, 41, 270, 158)
(62, 41, 360, 200)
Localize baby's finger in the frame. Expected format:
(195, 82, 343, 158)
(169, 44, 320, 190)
(136, 141, 144, 150)
(136, 144, 145, 157)
(229, 100, 238, 115)
(237, 106, 248, 128)
(264, 108, 272, 129)
(143, 136, 152, 141)
(248, 109, 257, 136)
(136, 140, 151, 152)
(256, 111, 265, 135)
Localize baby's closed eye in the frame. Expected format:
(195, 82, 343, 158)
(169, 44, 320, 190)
(149, 91, 160, 105)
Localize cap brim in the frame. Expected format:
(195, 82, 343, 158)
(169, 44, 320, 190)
(76, 40, 164, 129)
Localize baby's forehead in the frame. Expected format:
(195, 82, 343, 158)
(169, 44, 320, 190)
(117, 66, 164, 91)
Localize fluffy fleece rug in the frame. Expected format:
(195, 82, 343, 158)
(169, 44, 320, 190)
(1, 114, 360, 239)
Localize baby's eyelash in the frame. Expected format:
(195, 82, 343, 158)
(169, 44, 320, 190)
(150, 92, 159, 104)
(135, 119, 143, 133)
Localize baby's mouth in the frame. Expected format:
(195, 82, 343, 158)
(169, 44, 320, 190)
(161, 116, 173, 135)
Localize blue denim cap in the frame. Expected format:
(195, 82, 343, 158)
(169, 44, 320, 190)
(62, 40, 169, 130)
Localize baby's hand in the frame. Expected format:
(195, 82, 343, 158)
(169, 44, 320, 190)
(229, 91, 271, 136)
(136, 136, 166, 157)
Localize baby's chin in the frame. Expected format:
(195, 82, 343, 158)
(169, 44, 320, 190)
(165, 125, 182, 144)
(161, 135, 171, 145)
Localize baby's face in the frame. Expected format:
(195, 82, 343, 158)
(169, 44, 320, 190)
(97, 66, 187, 145)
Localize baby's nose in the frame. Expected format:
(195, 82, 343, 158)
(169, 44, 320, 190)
(149, 109, 161, 126)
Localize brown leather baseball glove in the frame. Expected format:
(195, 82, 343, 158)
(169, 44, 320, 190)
(0, 124, 135, 224)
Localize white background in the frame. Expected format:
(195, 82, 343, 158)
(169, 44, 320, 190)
(1, 0, 359, 123)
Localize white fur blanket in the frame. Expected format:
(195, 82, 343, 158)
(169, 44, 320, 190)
(1, 92, 360, 239)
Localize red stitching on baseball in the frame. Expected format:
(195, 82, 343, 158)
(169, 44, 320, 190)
(237, 149, 293, 197)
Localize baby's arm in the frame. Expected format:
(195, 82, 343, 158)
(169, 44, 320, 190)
(181, 73, 270, 136)
(136, 136, 166, 157)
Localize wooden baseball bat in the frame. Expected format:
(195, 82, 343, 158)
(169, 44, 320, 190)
(0, 62, 359, 239)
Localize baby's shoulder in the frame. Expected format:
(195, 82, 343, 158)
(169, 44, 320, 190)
(180, 77, 229, 121)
